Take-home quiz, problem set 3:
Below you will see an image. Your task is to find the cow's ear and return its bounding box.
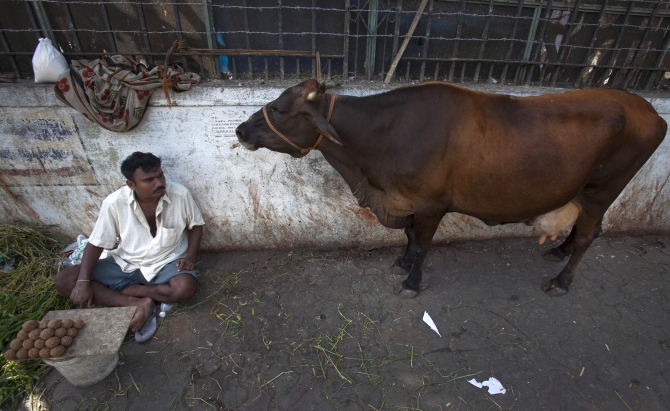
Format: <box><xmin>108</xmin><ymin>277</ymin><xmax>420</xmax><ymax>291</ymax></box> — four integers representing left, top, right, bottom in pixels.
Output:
<box><xmin>310</xmin><ymin>114</ymin><xmax>345</xmax><ymax>147</ymax></box>
<box><xmin>306</xmin><ymin>81</ymin><xmax>328</xmax><ymax>101</ymax></box>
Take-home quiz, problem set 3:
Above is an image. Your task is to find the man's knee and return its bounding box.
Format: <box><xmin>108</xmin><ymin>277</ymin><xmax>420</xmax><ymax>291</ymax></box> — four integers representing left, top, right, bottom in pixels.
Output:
<box><xmin>54</xmin><ymin>266</ymin><xmax>79</xmax><ymax>295</ymax></box>
<box><xmin>167</xmin><ymin>275</ymin><xmax>197</xmax><ymax>302</ymax></box>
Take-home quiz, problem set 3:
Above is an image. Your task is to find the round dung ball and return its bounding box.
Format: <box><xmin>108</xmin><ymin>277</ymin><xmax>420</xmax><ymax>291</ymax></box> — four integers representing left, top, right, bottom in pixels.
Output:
<box><xmin>60</xmin><ymin>336</ymin><xmax>73</xmax><ymax>347</ymax></box>
<box><xmin>22</xmin><ymin>339</ymin><xmax>34</xmax><ymax>350</ymax></box>
<box><xmin>39</xmin><ymin>328</ymin><xmax>54</xmax><ymax>340</ymax></box>
<box><xmin>54</xmin><ymin>327</ymin><xmax>67</xmax><ymax>338</ymax></box>
<box><xmin>38</xmin><ymin>320</ymin><xmax>48</xmax><ymax>329</ymax></box>
<box><xmin>73</xmin><ymin>319</ymin><xmax>84</xmax><ymax>329</ymax></box>
<box><xmin>17</xmin><ymin>330</ymin><xmax>28</xmax><ymax>340</ymax></box>
<box><xmin>47</xmin><ymin>320</ymin><xmax>62</xmax><ymax>329</ymax></box>
<box><xmin>61</xmin><ymin>319</ymin><xmax>73</xmax><ymax>329</ymax></box>
<box><xmin>34</xmin><ymin>339</ymin><xmax>45</xmax><ymax>349</ymax></box>
<box><xmin>28</xmin><ymin>348</ymin><xmax>40</xmax><ymax>359</ymax></box>
<box><xmin>50</xmin><ymin>345</ymin><xmax>65</xmax><ymax>358</ymax></box>
<box><xmin>66</xmin><ymin>328</ymin><xmax>78</xmax><ymax>338</ymax></box>
<box><xmin>4</xmin><ymin>349</ymin><xmax>17</xmax><ymax>361</ymax></box>
<box><xmin>39</xmin><ymin>348</ymin><xmax>51</xmax><ymax>359</ymax></box>
<box><xmin>28</xmin><ymin>329</ymin><xmax>41</xmax><ymax>341</ymax></box>
<box><xmin>22</xmin><ymin>320</ymin><xmax>38</xmax><ymax>332</ymax></box>
<box><xmin>16</xmin><ymin>348</ymin><xmax>28</xmax><ymax>359</ymax></box>
<box><xmin>45</xmin><ymin>337</ymin><xmax>60</xmax><ymax>349</ymax></box>
<box><xmin>10</xmin><ymin>338</ymin><xmax>23</xmax><ymax>351</ymax></box>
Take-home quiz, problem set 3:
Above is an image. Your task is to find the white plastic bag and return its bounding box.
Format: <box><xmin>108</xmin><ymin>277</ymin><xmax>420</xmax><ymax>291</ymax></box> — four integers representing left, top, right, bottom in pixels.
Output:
<box><xmin>32</xmin><ymin>38</ymin><xmax>69</xmax><ymax>83</ymax></box>
<box><xmin>67</xmin><ymin>234</ymin><xmax>89</xmax><ymax>265</ymax></box>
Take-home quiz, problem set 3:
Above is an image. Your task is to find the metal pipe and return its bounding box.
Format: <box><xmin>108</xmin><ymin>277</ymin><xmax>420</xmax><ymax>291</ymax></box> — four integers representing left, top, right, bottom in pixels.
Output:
<box><xmin>136</xmin><ymin>1</ymin><xmax>153</xmax><ymax>65</ymax></box>
<box><xmin>242</xmin><ymin>0</ymin><xmax>253</xmax><ymax>79</ymax></box>
<box><xmin>550</xmin><ymin>0</ymin><xmax>582</xmax><ymax>87</ymax></box>
<box><xmin>0</xmin><ymin>22</ymin><xmax>20</xmax><ymax>78</ymax></box>
<box><xmin>172</xmin><ymin>3</ymin><xmax>189</xmax><ymax>70</ymax></box>
<box><xmin>501</xmin><ymin>0</ymin><xmax>524</xmax><ymax>85</ymax></box>
<box><xmin>343</xmin><ymin>0</ymin><xmax>351</xmax><ymax>81</ymax></box>
<box><xmin>392</xmin><ymin>0</ymin><xmax>402</xmax><ymax>63</ymax></box>
<box><xmin>24</xmin><ymin>1</ymin><xmax>42</xmax><ymax>43</ymax></box>
<box><xmin>365</xmin><ymin>0</ymin><xmax>378</xmax><ymax>80</ymax></box>
<box><xmin>203</xmin><ymin>0</ymin><xmax>219</xmax><ymax>77</ymax></box>
<box><xmin>61</xmin><ymin>2</ymin><xmax>82</xmax><ymax>57</ymax></box>
<box><xmin>644</xmin><ymin>27</ymin><xmax>670</xmax><ymax>90</ymax></box>
<box><xmin>30</xmin><ymin>1</ymin><xmax>56</xmax><ymax>44</ymax></box>
<box><xmin>101</xmin><ymin>0</ymin><xmax>117</xmax><ymax>53</ymax></box>
<box><xmin>448</xmin><ymin>0</ymin><xmax>466</xmax><ymax>82</ymax></box>
<box><xmin>525</xmin><ymin>0</ymin><xmax>553</xmax><ymax>85</ymax></box>
<box><xmin>379</xmin><ymin>5</ymin><xmax>389</xmax><ymax>79</ymax></box>
<box><xmin>473</xmin><ymin>0</ymin><xmax>494</xmax><ymax>83</ymax></box>
<box><xmin>623</xmin><ymin>1</ymin><xmax>660</xmax><ymax>88</ymax></box>
<box><xmin>312</xmin><ymin>0</ymin><xmax>317</xmax><ymax>78</ymax></box>
<box><xmin>574</xmin><ymin>0</ymin><xmax>607</xmax><ymax>88</ymax></box>
<box><xmin>517</xmin><ymin>1</ymin><xmax>541</xmax><ymax>85</ymax></box>
<box><xmin>598</xmin><ymin>1</ymin><xmax>634</xmax><ymax>87</ymax></box>
<box><xmin>419</xmin><ymin>0</ymin><xmax>434</xmax><ymax>82</ymax></box>
<box><xmin>278</xmin><ymin>0</ymin><xmax>284</xmax><ymax>80</ymax></box>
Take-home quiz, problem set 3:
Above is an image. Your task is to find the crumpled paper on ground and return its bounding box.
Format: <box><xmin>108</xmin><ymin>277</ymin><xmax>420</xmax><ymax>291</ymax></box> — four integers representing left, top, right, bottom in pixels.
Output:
<box><xmin>468</xmin><ymin>377</ymin><xmax>506</xmax><ymax>394</ymax></box>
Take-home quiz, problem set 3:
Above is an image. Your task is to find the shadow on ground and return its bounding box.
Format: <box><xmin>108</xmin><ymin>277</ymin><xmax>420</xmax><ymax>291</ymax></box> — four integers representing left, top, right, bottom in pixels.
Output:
<box><xmin>27</xmin><ymin>235</ymin><xmax>670</xmax><ymax>410</ymax></box>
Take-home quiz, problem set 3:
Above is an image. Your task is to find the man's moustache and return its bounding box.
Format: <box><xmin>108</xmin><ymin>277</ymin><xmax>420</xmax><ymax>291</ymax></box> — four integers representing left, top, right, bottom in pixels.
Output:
<box><xmin>154</xmin><ymin>186</ymin><xmax>166</xmax><ymax>192</ymax></box>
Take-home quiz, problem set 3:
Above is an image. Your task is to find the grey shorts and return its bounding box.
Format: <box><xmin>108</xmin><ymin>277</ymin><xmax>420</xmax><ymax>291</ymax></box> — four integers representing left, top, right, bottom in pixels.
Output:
<box><xmin>91</xmin><ymin>256</ymin><xmax>198</xmax><ymax>291</ymax></box>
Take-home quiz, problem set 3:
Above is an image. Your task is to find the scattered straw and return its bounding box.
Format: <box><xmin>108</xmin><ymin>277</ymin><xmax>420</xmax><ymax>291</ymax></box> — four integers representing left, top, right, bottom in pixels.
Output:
<box><xmin>0</xmin><ymin>223</ymin><xmax>71</xmax><ymax>409</ymax></box>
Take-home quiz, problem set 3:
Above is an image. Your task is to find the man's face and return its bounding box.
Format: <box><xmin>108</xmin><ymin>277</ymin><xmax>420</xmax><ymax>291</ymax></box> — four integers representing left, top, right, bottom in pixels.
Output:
<box><xmin>127</xmin><ymin>166</ymin><xmax>166</xmax><ymax>201</ymax></box>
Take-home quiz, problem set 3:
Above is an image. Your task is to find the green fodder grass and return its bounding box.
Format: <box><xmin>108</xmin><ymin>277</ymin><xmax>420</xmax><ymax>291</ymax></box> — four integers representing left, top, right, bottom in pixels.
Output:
<box><xmin>0</xmin><ymin>224</ymin><xmax>72</xmax><ymax>410</ymax></box>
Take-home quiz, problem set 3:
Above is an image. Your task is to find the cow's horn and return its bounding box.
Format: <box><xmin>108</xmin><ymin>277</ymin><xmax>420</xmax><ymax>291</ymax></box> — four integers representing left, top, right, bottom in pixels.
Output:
<box><xmin>307</xmin><ymin>91</ymin><xmax>318</xmax><ymax>101</ymax></box>
<box><xmin>324</xmin><ymin>82</ymin><xmax>341</xmax><ymax>89</ymax></box>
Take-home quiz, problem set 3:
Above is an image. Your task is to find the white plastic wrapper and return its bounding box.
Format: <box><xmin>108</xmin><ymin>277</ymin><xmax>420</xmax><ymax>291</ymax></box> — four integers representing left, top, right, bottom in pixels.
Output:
<box><xmin>32</xmin><ymin>38</ymin><xmax>69</xmax><ymax>83</ymax></box>
<box><xmin>468</xmin><ymin>377</ymin><xmax>507</xmax><ymax>395</ymax></box>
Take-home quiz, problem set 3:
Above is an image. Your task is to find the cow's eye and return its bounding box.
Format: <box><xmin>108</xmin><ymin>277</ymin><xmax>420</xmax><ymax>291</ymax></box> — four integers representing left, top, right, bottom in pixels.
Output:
<box><xmin>271</xmin><ymin>106</ymin><xmax>286</xmax><ymax>115</ymax></box>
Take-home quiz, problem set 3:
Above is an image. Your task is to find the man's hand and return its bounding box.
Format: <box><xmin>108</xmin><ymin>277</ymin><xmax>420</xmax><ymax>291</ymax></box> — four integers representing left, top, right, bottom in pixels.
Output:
<box><xmin>70</xmin><ymin>281</ymin><xmax>94</xmax><ymax>308</ymax></box>
<box><xmin>176</xmin><ymin>258</ymin><xmax>195</xmax><ymax>271</ymax></box>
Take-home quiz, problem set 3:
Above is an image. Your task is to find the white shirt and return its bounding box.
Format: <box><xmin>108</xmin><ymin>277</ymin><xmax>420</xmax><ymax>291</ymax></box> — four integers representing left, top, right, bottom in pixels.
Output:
<box><xmin>88</xmin><ymin>181</ymin><xmax>205</xmax><ymax>281</ymax></box>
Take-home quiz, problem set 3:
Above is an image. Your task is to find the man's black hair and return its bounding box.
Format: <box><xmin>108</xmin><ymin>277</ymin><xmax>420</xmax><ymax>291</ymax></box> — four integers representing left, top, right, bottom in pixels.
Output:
<box><xmin>121</xmin><ymin>152</ymin><xmax>162</xmax><ymax>181</ymax></box>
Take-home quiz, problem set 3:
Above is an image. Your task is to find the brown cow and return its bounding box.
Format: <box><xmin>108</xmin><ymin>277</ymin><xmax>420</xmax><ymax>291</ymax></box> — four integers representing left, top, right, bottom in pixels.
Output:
<box><xmin>235</xmin><ymin>79</ymin><xmax>666</xmax><ymax>297</ymax></box>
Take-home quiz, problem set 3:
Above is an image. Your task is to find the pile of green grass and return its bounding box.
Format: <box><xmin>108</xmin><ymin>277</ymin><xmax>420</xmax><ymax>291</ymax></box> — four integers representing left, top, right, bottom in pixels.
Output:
<box><xmin>0</xmin><ymin>224</ymin><xmax>72</xmax><ymax>410</ymax></box>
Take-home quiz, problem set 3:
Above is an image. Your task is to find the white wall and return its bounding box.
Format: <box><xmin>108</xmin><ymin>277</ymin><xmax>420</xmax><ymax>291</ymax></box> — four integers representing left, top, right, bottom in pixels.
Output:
<box><xmin>1</xmin><ymin>81</ymin><xmax>668</xmax><ymax>251</ymax></box>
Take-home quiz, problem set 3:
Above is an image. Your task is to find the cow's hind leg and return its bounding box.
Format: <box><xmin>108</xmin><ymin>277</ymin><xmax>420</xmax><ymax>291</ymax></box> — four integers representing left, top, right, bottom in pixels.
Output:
<box><xmin>543</xmin><ymin>216</ymin><xmax>604</xmax><ymax>262</ymax></box>
<box><xmin>543</xmin><ymin>226</ymin><xmax>576</xmax><ymax>262</ymax></box>
<box><xmin>397</xmin><ymin>215</ymin><xmax>443</xmax><ymax>299</ymax></box>
<box><xmin>542</xmin><ymin>214</ymin><xmax>604</xmax><ymax>297</ymax></box>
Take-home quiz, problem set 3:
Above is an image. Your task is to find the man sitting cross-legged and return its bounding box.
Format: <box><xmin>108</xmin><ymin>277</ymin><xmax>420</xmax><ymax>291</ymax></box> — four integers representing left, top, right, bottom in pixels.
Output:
<box><xmin>54</xmin><ymin>152</ymin><xmax>205</xmax><ymax>342</ymax></box>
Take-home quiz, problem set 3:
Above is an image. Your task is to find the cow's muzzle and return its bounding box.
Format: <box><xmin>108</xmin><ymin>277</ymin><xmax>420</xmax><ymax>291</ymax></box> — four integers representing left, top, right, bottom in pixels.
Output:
<box><xmin>235</xmin><ymin>124</ymin><xmax>259</xmax><ymax>151</ymax></box>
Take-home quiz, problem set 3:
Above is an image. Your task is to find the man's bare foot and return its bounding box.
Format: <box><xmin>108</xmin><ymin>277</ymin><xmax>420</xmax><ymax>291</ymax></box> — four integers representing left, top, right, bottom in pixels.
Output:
<box><xmin>129</xmin><ymin>298</ymin><xmax>154</xmax><ymax>332</ymax></box>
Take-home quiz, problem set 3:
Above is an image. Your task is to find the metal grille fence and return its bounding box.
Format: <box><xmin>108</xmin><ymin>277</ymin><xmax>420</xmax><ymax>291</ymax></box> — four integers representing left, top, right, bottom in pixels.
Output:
<box><xmin>1</xmin><ymin>0</ymin><xmax>669</xmax><ymax>90</ymax></box>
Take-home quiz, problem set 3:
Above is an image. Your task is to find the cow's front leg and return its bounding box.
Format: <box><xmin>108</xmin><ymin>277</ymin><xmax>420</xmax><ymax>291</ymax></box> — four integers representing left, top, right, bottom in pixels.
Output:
<box><xmin>396</xmin><ymin>215</ymin><xmax>443</xmax><ymax>299</ymax></box>
<box><xmin>393</xmin><ymin>221</ymin><xmax>417</xmax><ymax>275</ymax></box>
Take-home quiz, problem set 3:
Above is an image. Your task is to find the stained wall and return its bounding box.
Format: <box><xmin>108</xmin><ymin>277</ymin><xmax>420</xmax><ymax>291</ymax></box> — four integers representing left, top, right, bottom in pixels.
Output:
<box><xmin>1</xmin><ymin>81</ymin><xmax>668</xmax><ymax>251</ymax></box>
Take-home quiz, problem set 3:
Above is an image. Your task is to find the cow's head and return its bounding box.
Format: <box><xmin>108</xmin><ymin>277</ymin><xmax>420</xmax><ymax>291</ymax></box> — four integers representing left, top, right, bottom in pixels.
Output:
<box><xmin>235</xmin><ymin>79</ymin><xmax>344</xmax><ymax>158</ymax></box>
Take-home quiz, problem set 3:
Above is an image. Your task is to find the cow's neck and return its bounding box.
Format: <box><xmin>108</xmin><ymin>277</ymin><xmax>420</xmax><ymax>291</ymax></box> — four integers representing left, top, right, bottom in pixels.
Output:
<box><xmin>318</xmin><ymin>95</ymin><xmax>413</xmax><ymax>229</ymax></box>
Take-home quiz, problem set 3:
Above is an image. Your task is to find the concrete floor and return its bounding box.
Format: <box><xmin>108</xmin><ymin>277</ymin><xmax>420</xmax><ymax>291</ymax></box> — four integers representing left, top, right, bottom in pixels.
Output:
<box><xmin>27</xmin><ymin>234</ymin><xmax>670</xmax><ymax>410</ymax></box>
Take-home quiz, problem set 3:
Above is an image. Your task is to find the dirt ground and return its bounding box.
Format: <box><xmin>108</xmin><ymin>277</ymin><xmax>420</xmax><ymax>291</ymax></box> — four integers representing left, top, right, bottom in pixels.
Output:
<box><xmin>26</xmin><ymin>235</ymin><xmax>670</xmax><ymax>410</ymax></box>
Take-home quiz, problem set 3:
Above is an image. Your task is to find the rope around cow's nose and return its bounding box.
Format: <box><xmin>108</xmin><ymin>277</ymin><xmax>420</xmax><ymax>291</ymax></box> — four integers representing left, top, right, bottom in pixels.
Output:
<box><xmin>262</xmin><ymin>94</ymin><xmax>336</xmax><ymax>154</ymax></box>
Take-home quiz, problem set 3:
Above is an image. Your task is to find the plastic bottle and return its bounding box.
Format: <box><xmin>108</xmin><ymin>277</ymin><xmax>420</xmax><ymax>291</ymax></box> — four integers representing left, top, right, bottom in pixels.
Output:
<box><xmin>159</xmin><ymin>303</ymin><xmax>178</xmax><ymax>318</ymax></box>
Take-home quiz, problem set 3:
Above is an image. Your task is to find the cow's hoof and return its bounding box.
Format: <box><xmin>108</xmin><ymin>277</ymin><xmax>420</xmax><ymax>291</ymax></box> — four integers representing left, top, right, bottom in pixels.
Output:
<box><xmin>543</xmin><ymin>248</ymin><xmax>567</xmax><ymax>262</ymax></box>
<box><xmin>395</xmin><ymin>284</ymin><xmax>419</xmax><ymax>299</ymax></box>
<box><xmin>389</xmin><ymin>264</ymin><xmax>408</xmax><ymax>277</ymax></box>
<box><xmin>393</xmin><ymin>258</ymin><xmax>411</xmax><ymax>272</ymax></box>
<box><xmin>542</xmin><ymin>280</ymin><xmax>568</xmax><ymax>297</ymax></box>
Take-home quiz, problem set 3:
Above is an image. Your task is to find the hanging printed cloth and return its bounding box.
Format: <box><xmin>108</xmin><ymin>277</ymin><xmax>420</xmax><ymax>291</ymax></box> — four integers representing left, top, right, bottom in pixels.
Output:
<box><xmin>54</xmin><ymin>55</ymin><xmax>200</xmax><ymax>132</ymax></box>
